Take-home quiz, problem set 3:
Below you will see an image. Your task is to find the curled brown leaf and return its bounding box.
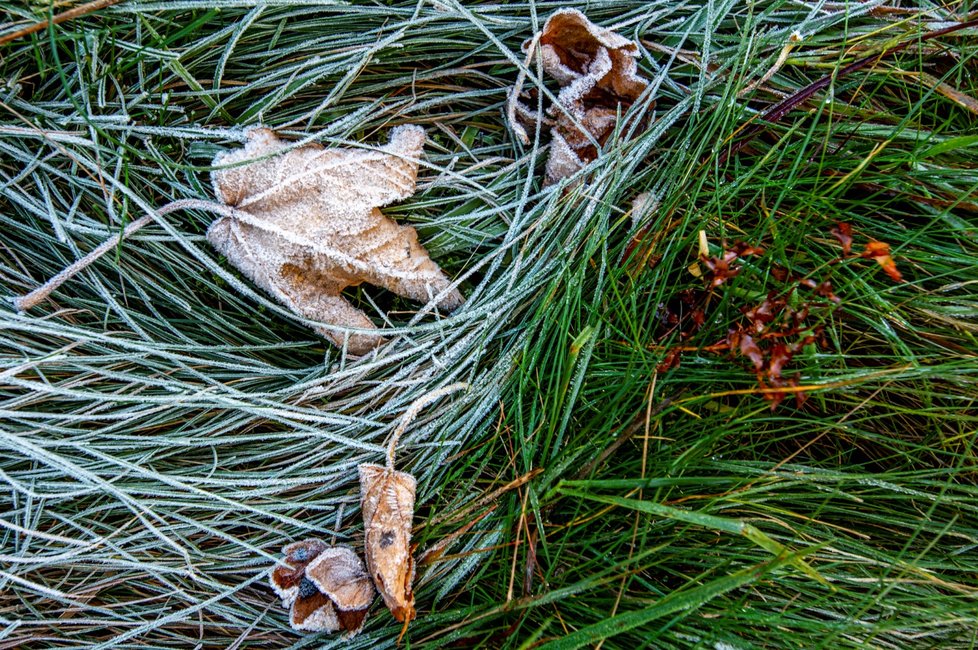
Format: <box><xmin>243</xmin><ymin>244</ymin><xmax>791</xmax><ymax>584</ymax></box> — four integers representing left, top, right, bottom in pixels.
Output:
<box><xmin>509</xmin><ymin>9</ymin><xmax>650</xmax><ymax>185</ymax></box>
<box><xmin>270</xmin><ymin>540</ymin><xmax>374</xmax><ymax>635</ymax></box>
<box><xmin>358</xmin><ymin>383</ymin><xmax>468</xmax><ymax>633</ymax></box>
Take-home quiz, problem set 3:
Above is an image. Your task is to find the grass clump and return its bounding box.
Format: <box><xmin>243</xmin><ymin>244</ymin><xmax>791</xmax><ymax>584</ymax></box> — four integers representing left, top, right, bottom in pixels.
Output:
<box><xmin>1</xmin><ymin>1</ymin><xmax>977</xmax><ymax>648</ymax></box>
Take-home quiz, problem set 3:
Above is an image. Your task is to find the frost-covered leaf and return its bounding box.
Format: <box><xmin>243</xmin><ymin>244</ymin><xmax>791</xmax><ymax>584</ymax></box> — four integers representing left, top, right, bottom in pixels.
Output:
<box><xmin>358</xmin><ymin>383</ymin><xmax>467</xmax><ymax>632</ymax></box>
<box><xmin>208</xmin><ymin>125</ymin><xmax>464</xmax><ymax>355</ymax></box>
<box><xmin>270</xmin><ymin>540</ymin><xmax>374</xmax><ymax>636</ymax></box>
<box><xmin>358</xmin><ymin>463</ymin><xmax>417</xmax><ymax>624</ymax></box>
<box><xmin>509</xmin><ymin>8</ymin><xmax>650</xmax><ymax>185</ymax></box>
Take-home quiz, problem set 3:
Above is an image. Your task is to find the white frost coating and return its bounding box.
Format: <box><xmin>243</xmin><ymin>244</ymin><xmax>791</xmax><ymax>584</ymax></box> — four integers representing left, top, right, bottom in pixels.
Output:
<box><xmin>510</xmin><ymin>8</ymin><xmax>650</xmax><ymax>186</ymax></box>
<box><xmin>207</xmin><ymin>125</ymin><xmax>464</xmax><ymax>355</ymax></box>
<box><xmin>305</xmin><ymin>546</ymin><xmax>374</xmax><ymax>613</ymax></box>
<box><xmin>290</xmin><ymin>599</ymin><xmax>340</xmax><ymax>633</ymax></box>
<box><xmin>630</xmin><ymin>191</ymin><xmax>658</xmax><ymax>228</ymax></box>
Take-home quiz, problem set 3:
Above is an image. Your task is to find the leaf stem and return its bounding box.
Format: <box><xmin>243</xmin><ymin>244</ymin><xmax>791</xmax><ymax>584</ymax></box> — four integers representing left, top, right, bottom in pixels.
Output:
<box><xmin>387</xmin><ymin>382</ymin><xmax>469</xmax><ymax>470</ymax></box>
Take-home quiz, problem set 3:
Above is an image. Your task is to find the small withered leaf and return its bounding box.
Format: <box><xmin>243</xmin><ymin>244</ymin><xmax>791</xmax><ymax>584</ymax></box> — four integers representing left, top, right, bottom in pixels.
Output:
<box><xmin>509</xmin><ymin>8</ymin><xmax>650</xmax><ymax>185</ymax></box>
<box><xmin>306</xmin><ymin>547</ymin><xmax>375</xmax><ymax>611</ymax></box>
<box><xmin>537</xmin><ymin>9</ymin><xmax>647</xmax><ymax>102</ymax></box>
<box><xmin>270</xmin><ymin>538</ymin><xmax>328</xmax><ymax>606</ymax></box>
<box><xmin>291</xmin><ymin>589</ymin><xmax>339</xmax><ymax>632</ymax></box>
<box><xmin>359</xmin><ymin>463</ymin><xmax>417</xmax><ymax>623</ymax></box>
<box><xmin>861</xmin><ymin>240</ymin><xmax>904</xmax><ymax>282</ymax></box>
<box><xmin>358</xmin><ymin>383</ymin><xmax>468</xmax><ymax>631</ymax></box>
<box><xmin>729</xmin><ymin>329</ymin><xmax>765</xmax><ymax>372</ymax></box>
<box><xmin>271</xmin><ymin>540</ymin><xmax>375</xmax><ymax>636</ymax></box>
<box><xmin>831</xmin><ymin>222</ymin><xmax>854</xmax><ymax>257</ymax></box>
<box><xmin>207</xmin><ymin>125</ymin><xmax>464</xmax><ymax>355</ymax></box>
<box><xmin>306</xmin><ymin>546</ymin><xmax>375</xmax><ymax>634</ymax></box>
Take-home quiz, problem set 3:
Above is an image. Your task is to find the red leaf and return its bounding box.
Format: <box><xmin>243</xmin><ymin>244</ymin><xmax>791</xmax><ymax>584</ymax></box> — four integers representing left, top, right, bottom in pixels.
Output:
<box><xmin>768</xmin><ymin>342</ymin><xmax>794</xmax><ymax>381</ymax></box>
<box><xmin>702</xmin><ymin>251</ymin><xmax>742</xmax><ymax>287</ymax></box>
<box><xmin>830</xmin><ymin>222</ymin><xmax>853</xmax><ymax>256</ymax></box>
<box><xmin>743</xmin><ymin>293</ymin><xmax>782</xmax><ymax>332</ymax></box>
<box><xmin>657</xmin><ymin>347</ymin><xmax>682</xmax><ymax>373</ymax></box>
<box><xmin>730</xmin><ymin>242</ymin><xmax>764</xmax><ymax>257</ymax></box>
<box><xmin>728</xmin><ymin>329</ymin><xmax>765</xmax><ymax>371</ymax></box>
<box><xmin>813</xmin><ymin>280</ymin><xmax>840</xmax><ymax>304</ymax></box>
<box><xmin>770</xmin><ymin>265</ymin><xmax>791</xmax><ymax>282</ymax></box>
<box><xmin>758</xmin><ymin>378</ymin><xmax>786</xmax><ymax>410</ymax></box>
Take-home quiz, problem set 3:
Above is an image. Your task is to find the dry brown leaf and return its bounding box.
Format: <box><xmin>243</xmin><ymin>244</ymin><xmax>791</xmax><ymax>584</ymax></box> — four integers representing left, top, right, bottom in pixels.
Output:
<box><xmin>358</xmin><ymin>383</ymin><xmax>467</xmax><ymax>632</ymax></box>
<box><xmin>509</xmin><ymin>8</ymin><xmax>650</xmax><ymax>185</ymax></box>
<box><xmin>270</xmin><ymin>540</ymin><xmax>374</xmax><ymax>635</ymax></box>
<box><xmin>306</xmin><ymin>547</ymin><xmax>376</xmax><ymax>634</ymax></box>
<box><xmin>358</xmin><ymin>463</ymin><xmax>417</xmax><ymax>625</ymax></box>
<box><xmin>208</xmin><ymin>125</ymin><xmax>463</xmax><ymax>354</ymax></box>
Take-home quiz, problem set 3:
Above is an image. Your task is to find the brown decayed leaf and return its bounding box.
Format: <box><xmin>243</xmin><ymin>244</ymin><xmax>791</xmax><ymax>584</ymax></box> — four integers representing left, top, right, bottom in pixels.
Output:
<box><xmin>291</xmin><ymin>588</ymin><xmax>337</xmax><ymax>632</ymax></box>
<box><xmin>358</xmin><ymin>463</ymin><xmax>418</xmax><ymax>624</ymax></box>
<box><xmin>861</xmin><ymin>240</ymin><xmax>904</xmax><ymax>282</ymax></box>
<box><xmin>270</xmin><ymin>538</ymin><xmax>329</xmax><ymax>606</ymax></box>
<box><xmin>726</xmin><ymin>286</ymin><xmax>834</xmax><ymax>410</ymax></box>
<box><xmin>358</xmin><ymin>383</ymin><xmax>467</xmax><ymax>631</ymax></box>
<box><xmin>656</xmin><ymin>346</ymin><xmax>683</xmax><ymax>372</ymax></box>
<box><xmin>729</xmin><ymin>329</ymin><xmax>764</xmax><ymax>371</ymax></box>
<box><xmin>702</xmin><ymin>250</ymin><xmax>742</xmax><ymax>287</ymax></box>
<box><xmin>700</xmin><ymin>243</ymin><xmax>763</xmax><ymax>288</ymax></box>
<box><xmin>509</xmin><ymin>9</ymin><xmax>650</xmax><ymax>185</ymax></box>
<box><xmin>661</xmin><ymin>226</ymin><xmax>906</xmax><ymax>407</ymax></box>
<box><xmin>270</xmin><ymin>541</ymin><xmax>375</xmax><ymax>636</ymax></box>
<box><xmin>654</xmin><ymin>239</ymin><xmax>846</xmax><ymax>408</ymax></box>
<box><xmin>208</xmin><ymin>125</ymin><xmax>463</xmax><ymax>355</ymax></box>
<box><xmin>305</xmin><ymin>547</ymin><xmax>375</xmax><ymax>634</ymax></box>
<box><xmin>813</xmin><ymin>280</ymin><xmax>841</xmax><ymax>304</ymax></box>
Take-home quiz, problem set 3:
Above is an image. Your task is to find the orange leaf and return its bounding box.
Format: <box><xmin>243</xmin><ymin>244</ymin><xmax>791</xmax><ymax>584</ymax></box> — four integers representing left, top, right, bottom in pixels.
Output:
<box><xmin>862</xmin><ymin>241</ymin><xmax>903</xmax><ymax>282</ymax></box>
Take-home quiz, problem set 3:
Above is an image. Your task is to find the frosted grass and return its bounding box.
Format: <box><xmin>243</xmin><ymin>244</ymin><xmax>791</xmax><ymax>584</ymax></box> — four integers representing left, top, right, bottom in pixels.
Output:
<box><xmin>0</xmin><ymin>0</ymin><xmax>936</xmax><ymax>647</ymax></box>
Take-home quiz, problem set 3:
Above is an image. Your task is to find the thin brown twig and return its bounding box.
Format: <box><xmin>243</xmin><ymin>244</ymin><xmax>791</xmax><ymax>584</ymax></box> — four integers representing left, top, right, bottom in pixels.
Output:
<box><xmin>0</xmin><ymin>0</ymin><xmax>124</xmax><ymax>47</ymax></box>
<box><xmin>572</xmin><ymin>398</ymin><xmax>672</xmax><ymax>481</ymax></box>
<box><xmin>386</xmin><ymin>382</ymin><xmax>468</xmax><ymax>470</ymax></box>
<box><xmin>428</xmin><ymin>468</ymin><xmax>543</xmax><ymax>527</ymax></box>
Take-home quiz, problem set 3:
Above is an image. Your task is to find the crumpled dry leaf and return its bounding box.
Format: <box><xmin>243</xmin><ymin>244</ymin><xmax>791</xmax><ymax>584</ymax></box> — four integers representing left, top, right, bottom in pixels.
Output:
<box><xmin>207</xmin><ymin>125</ymin><xmax>464</xmax><ymax>354</ymax></box>
<box><xmin>358</xmin><ymin>383</ymin><xmax>467</xmax><ymax>633</ymax></box>
<box><xmin>509</xmin><ymin>8</ymin><xmax>650</xmax><ymax>185</ymax></box>
<box><xmin>270</xmin><ymin>540</ymin><xmax>374</xmax><ymax>635</ymax></box>
<box><xmin>306</xmin><ymin>547</ymin><xmax>376</xmax><ymax>634</ymax></box>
